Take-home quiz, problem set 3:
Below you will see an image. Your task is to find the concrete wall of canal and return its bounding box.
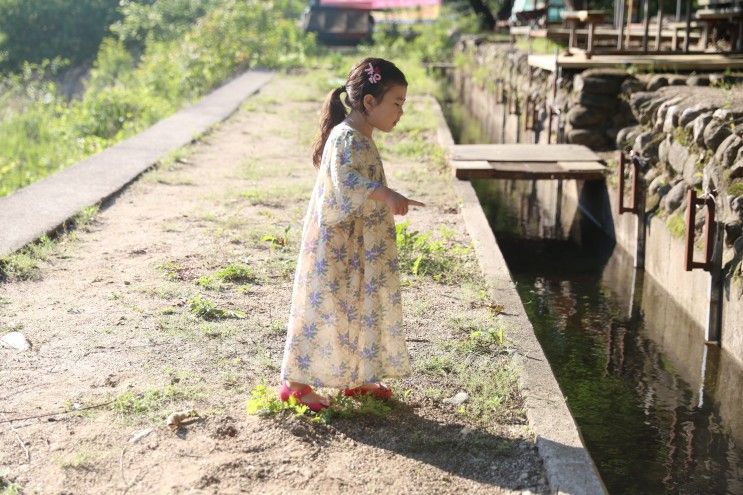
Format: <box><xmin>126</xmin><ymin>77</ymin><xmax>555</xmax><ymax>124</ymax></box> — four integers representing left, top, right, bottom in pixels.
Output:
<box><xmin>447</xmin><ymin>37</ymin><xmax>743</xmax><ymax>367</ymax></box>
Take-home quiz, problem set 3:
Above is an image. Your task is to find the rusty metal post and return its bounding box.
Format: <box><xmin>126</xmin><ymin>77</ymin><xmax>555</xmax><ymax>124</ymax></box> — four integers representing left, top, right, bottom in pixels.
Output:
<box><xmin>655</xmin><ymin>1</ymin><xmax>663</xmax><ymax>50</ymax></box>
<box><xmin>617</xmin><ymin>0</ymin><xmax>626</xmax><ymax>49</ymax></box>
<box><xmin>684</xmin><ymin>190</ymin><xmax>724</xmax><ymax>343</ymax></box>
<box><xmin>642</xmin><ymin>0</ymin><xmax>651</xmax><ymax>52</ymax></box>
<box><xmin>684</xmin><ymin>0</ymin><xmax>692</xmax><ymax>52</ymax></box>
<box><xmin>618</xmin><ymin>152</ymin><xmax>646</xmax><ymax>267</ymax></box>
<box><xmin>547</xmin><ymin>49</ymin><xmax>559</xmax><ymax>144</ymax></box>
<box><xmin>684</xmin><ymin>189</ymin><xmax>715</xmax><ymax>272</ymax></box>
<box><xmin>514</xmin><ymin>94</ymin><xmax>521</xmax><ymax>143</ymax></box>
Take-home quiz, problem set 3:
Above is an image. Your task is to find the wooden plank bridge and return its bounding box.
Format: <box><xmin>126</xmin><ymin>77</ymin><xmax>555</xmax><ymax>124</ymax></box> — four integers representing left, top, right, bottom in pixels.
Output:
<box><xmin>450</xmin><ymin>144</ymin><xmax>606</xmax><ymax>181</ymax></box>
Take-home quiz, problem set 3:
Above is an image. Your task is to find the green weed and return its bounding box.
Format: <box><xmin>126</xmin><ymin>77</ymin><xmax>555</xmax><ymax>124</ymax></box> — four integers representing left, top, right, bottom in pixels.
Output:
<box><xmin>245</xmin><ymin>383</ymin><xmax>392</xmax><ymax>424</ymax></box>
<box><xmin>0</xmin><ymin>204</ymin><xmax>99</xmax><ymax>281</ymax></box>
<box><xmin>728</xmin><ymin>180</ymin><xmax>743</xmax><ymax>197</ymax></box>
<box><xmin>189</xmin><ymin>294</ymin><xmax>246</xmax><ymax>320</ymax></box>
<box><xmin>0</xmin><ymin>476</ymin><xmax>21</xmax><ymax>495</ymax></box>
<box><xmin>395</xmin><ymin>221</ymin><xmax>475</xmax><ymax>284</ymax></box>
<box><xmin>260</xmin><ymin>225</ymin><xmax>292</xmax><ymax>250</ymax></box>
<box><xmin>111</xmin><ymin>385</ymin><xmax>196</xmax><ymax>420</ymax></box>
<box><xmin>197</xmin><ymin>262</ymin><xmax>259</xmax><ymax>290</ymax></box>
<box><xmin>58</xmin><ymin>451</ymin><xmax>95</xmax><ymax>471</ymax></box>
<box><xmin>667</xmin><ymin>213</ymin><xmax>686</xmax><ymax>239</ymax></box>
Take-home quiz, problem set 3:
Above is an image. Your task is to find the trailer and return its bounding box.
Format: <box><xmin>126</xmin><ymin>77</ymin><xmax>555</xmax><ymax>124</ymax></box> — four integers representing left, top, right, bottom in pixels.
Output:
<box><xmin>303</xmin><ymin>0</ymin><xmax>375</xmax><ymax>44</ymax></box>
<box><xmin>302</xmin><ymin>0</ymin><xmax>441</xmax><ymax>44</ymax></box>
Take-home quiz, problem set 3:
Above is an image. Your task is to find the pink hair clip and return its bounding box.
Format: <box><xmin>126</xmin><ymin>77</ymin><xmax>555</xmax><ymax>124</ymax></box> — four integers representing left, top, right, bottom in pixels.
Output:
<box><xmin>365</xmin><ymin>62</ymin><xmax>381</xmax><ymax>84</ymax></box>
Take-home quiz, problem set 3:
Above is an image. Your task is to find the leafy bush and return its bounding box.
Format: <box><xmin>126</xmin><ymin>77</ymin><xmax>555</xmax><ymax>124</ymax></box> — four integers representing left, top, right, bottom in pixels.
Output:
<box><xmin>0</xmin><ymin>0</ymin><xmax>122</xmax><ymax>73</ymax></box>
<box><xmin>0</xmin><ymin>0</ymin><xmax>317</xmax><ymax>197</ymax></box>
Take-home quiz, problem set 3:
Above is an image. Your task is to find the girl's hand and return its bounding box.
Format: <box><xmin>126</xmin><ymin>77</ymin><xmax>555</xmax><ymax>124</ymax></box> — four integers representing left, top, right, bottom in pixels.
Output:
<box><xmin>384</xmin><ymin>188</ymin><xmax>425</xmax><ymax>215</ymax></box>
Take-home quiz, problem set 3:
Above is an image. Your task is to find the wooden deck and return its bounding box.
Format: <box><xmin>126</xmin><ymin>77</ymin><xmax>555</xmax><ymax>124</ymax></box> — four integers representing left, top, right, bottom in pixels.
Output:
<box><xmin>450</xmin><ymin>144</ymin><xmax>606</xmax><ymax>181</ymax></box>
<box><xmin>528</xmin><ymin>52</ymin><xmax>743</xmax><ymax>71</ymax></box>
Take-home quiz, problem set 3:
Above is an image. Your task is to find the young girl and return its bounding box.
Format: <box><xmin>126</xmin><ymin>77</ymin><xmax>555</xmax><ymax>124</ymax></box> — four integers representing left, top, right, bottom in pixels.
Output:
<box><xmin>278</xmin><ymin>57</ymin><xmax>424</xmax><ymax>410</ymax></box>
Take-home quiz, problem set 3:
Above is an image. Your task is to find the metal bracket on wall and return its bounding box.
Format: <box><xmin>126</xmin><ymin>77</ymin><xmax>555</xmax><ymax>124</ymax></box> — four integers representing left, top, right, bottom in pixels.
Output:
<box><xmin>684</xmin><ymin>189</ymin><xmax>716</xmax><ymax>272</ymax></box>
<box><xmin>683</xmin><ymin>188</ymin><xmax>723</xmax><ymax>344</ymax></box>
<box><xmin>524</xmin><ymin>95</ymin><xmax>537</xmax><ymax>131</ymax></box>
<box><xmin>617</xmin><ymin>151</ymin><xmax>647</xmax><ymax>269</ymax></box>
<box><xmin>617</xmin><ymin>150</ymin><xmax>641</xmax><ymax>215</ymax></box>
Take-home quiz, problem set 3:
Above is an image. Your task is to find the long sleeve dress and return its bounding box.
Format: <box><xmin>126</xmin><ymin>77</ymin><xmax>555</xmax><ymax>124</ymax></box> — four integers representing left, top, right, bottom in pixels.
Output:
<box><xmin>279</xmin><ymin>120</ymin><xmax>412</xmax><ymax>389</ymax></box>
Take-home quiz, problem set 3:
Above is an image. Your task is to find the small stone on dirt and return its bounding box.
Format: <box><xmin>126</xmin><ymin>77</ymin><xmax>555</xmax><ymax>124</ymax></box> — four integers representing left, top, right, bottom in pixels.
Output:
<box><xmin>1</xmin><ymin>331</ymin><xmax>31</xmax><ymax>351</ymax></box>
<box><xmin>129</xmin><ymin>427</ymin><xmax>154</xmax><ymax>444</ymax></box>
<box><xmin>443</xmin><ymin>391</ymin><xmax>469</xmax><ymax>406</ymax></box>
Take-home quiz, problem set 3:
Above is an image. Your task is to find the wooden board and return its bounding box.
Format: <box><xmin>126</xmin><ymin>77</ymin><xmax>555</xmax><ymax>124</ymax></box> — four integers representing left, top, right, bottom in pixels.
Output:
<box><xmin>528</xmin><ymin>52</ymin><xmax>743</xmax><ymax>72</ymax></box>
<box><xmin>451</xmin><ymin>144</ymin><xmax>600</xmax><ymax>163</ymax></box>
<box><xmin>452</xmin><ymin>159</ymin><xmax>606</xmax><ymax>181</ymax></box>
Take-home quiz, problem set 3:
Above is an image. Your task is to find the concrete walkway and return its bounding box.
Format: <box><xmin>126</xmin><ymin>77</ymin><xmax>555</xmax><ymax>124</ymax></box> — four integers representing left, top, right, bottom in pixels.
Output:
<box><xmin>0</xmin><ymin>70</ymin><xmax>274</xmax><ymax>258</ymax></box>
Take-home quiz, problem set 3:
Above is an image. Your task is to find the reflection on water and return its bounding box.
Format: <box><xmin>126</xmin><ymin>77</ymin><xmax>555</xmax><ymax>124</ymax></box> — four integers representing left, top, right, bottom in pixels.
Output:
<box><xmin>476</xmin><ymin>180</ymin><xmax>743</xmax><ymax>494</ymax></box>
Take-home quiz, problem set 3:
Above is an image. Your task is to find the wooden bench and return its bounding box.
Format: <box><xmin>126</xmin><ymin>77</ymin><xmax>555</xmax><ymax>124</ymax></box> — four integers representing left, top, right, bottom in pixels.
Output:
<box><xmin>450</xmin><ymin>144</ymin><xmax>606</xmax><ymax>181</ymax></box>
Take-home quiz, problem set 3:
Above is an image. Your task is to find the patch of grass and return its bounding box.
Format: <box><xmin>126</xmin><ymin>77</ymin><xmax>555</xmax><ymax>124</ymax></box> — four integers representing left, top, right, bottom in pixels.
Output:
<box><xmin>395</xmin><ymin>221</ymin><xmax>476</xmax><ymax>284</ymax></box>
<box><xmin>258</xmin><ymin>225</ymin><xmax>293</xmax><ymax>250</ymax></box>
<box><xmin>199</xmin><ymin>322</ymin><xmax>236</xmax><ymax>339</ymax></box>
<box><xmin>239</xmin><ymin>158</ymin><xmax>292</xmax><ymax>180</ymax></box>
<box><xmin>418</xmin><ymin>354</ymin><xmax>457</xmax><ymax>376</ymax></box>
<box><xmin>215</xmin><ymin>262</ymin><xmax>258</xmax><ymax>283</ymax></box>
<box><xmin>515</xmin><ymin>36</ymin><xmax>563</xmax><ymax>55</ymax></box>
<box><xmin>195</xmin><ymin>275</ymin><xmax>223</xmax><ymax>291</ymax></box>
<box><xmin>267</xmin><ymin>320</ymin><xmax>287</xmax><ymax>336</ymax></box>
<box><xmin>111</xmin><ymin>384</ymin><xmax>197</xmax><ymax>420</ymax></box>
<box><xmin>196</xmin><ymin>262</ymin><xmax>258</xmax><ymax>291</ymax></box>
<box><xmin>158</xmin><ymin>147</ymin><xmax>193</xmax><ymax>171</ymax></box>
<box><xmin>454</xmin><ymin>325</ymin><xmax>507</xmax><ymax>355</ymax></box>
<box><xmin>240</xmin><ymin>93</ymin><xmax>280</xmax><ymax>112</ymax></box>
<box><xmin>667</xmin><ymin>213</ymin><xmax>686</xmax><ymax>239</ymax></box>
<box><xmin>144</xmin><ymin>171</ymin><xmax>195</xmax><ymax>186</ymax></box>
<box><xmin>0</xmin><ymin>476</ymin><xmax>21</xmax><ymax>495</ymax></box>
<box><xmin>728</xmin><ymin>180</ymin><xmax>743</xmax><ymax>197</ymax></box>
<box><xmin>57</xmin><ymin>451</ymin><xmax>95</xmax><ymax>471</ymax></box>
<box><xmin>158</xmin><ymin>260</ymin><xmax>183</xmax><ymax>281</ymax></box>
<box><xmin>189</xmin><ymin>294</ymin><xmax>246</xmax><ymax>320</ymax></box>
<box><xmin>240</xmin><ymin>184</ymin><xmax>311</xmax><ymax>208</ymax></box>
<box><xmin>245</xmin><ymin>383</ymin><xmax>392</xmax><ymax>424</ymax></box>
<box><xmin>0</xmin><ymin>204</ymin><xmax>99</xmax><ymax>282</ymax></box>
<box><xmin>460</xmin><ymin>364</ymin><xmax>521</xmax><ymax>422</ymax></box>
<box><xmin>262</xmin><ymin>255</ymin><xmax>297</xmax><ymax>281</ymax></box>
<box><xmin>418</xmin><ymin>310</ymin><xmax>523</xmax><ymax>423</ymax></box>
<box><xmin>0</xmin><ymin>234</ymin><xmax>54</xmax><ymax>281</ymax></box>
<box><xmin>672</xmin><ymin>127</ymin><xmax>691</xmax><ymax>146</ymax></box>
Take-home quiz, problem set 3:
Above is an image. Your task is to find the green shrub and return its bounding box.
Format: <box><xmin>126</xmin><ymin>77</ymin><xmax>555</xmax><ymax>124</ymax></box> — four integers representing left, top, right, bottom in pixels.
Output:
<box><xmin>0</xmin><ymin>0</ymin><xmax>317</xmax><ymax>198</ymax></box>
<box><xmin>0</xmin><ymin>0</ymin><xmax>122</xmax><ymax>72</ymax></box>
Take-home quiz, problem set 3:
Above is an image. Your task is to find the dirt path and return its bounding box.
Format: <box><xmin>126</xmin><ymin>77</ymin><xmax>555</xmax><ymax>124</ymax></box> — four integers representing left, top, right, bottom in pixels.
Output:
<box><xmin>0</xmin><ymin>71</ymin><xmax>549</xmax><ymax>494</ymax></box>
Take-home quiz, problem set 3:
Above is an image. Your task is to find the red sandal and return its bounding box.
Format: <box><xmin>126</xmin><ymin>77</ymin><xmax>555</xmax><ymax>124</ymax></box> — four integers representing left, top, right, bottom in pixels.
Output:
<box><xmin>278</xmin><ymin>383</ymin><xmax>329</xmax><ymax>412</ymax></box>
<box><xmin>343</xmin><ymin>383</ymin><xmax>393</xmax><ymax>400</ymax></box>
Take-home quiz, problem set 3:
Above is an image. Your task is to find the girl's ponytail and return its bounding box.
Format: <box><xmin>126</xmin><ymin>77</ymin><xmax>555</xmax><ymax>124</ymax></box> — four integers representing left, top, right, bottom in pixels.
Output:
<box><xmin>311</xmin><ymin>85</ymin><xmax>347</xmax><ymax>168</ymax></box>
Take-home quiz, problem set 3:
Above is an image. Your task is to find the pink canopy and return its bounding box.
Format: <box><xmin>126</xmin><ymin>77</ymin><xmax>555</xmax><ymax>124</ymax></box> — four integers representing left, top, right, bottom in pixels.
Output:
<box><xmin>320</xmin><ymin>0</ymin><xmax>440</xmax><ymax>9</ymax></box>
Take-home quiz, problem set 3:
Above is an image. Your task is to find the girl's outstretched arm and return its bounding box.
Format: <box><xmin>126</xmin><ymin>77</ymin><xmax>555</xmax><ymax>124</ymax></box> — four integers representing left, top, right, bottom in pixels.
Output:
<box><xmin>369</xmin><ymin>186</ymin><xmax>425</xmax><ymax>216</ymax></box>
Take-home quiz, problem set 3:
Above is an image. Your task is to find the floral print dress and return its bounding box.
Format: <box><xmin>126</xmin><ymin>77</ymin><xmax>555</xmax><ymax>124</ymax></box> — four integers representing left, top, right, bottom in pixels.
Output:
<box><xmin>280</xmin><ymin>120</ymin><xmax>412</xmax><ymax>388</ymax></box>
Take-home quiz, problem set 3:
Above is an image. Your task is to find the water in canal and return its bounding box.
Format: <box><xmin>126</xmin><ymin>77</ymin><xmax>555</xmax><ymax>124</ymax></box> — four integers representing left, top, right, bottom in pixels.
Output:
<box><xmin>441</xmin><ymin>94</ymin><xmax>743</xmax><ymax>494</ymax></box>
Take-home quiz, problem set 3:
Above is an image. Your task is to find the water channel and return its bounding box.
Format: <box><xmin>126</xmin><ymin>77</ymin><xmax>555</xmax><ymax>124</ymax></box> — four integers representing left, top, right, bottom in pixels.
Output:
<box><xmin>440</xmin><ymin>94</ymin><xmax>743</xmax><ymax>494</ymax></box>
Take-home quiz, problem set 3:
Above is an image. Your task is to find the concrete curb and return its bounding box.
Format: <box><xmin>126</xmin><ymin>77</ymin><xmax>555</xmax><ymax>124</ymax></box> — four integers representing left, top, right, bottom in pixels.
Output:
<box><xmin>0</xmin><ymin>70</ymin><xmax>274</xmax><ymax>258</ymax></box>
<box><xmin>430</xmin><ymin>97</ymin><xmax>607</xmax><ymax>495</ymax></box>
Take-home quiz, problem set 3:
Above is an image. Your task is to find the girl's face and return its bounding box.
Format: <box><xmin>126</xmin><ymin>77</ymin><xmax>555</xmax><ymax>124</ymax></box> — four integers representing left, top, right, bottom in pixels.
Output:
<box><xmin>363</xmin><ymin>84</ymin><xmax>407</xmax><ymax>132</ymax></box>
